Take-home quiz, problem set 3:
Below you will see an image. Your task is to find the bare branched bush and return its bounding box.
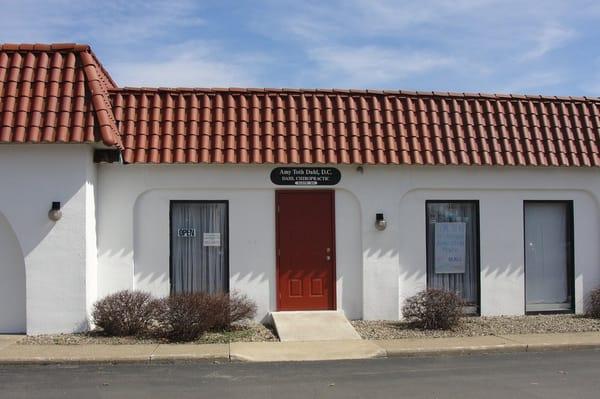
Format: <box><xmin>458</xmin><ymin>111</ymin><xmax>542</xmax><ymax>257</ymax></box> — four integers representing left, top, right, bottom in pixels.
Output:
<box><xmin>586</xmin><ymin>288</ymin><xmax>600</xmax><ymax>319</ymax></box>
<box><xmin>92</xmin><ymin>290</ymin><xmax>162</xmax><ymax>336</ymax></box>
<box><xmin>402</xmin><ymin>289</ymin><xmax>464</xmax><ymax>330</ymax></box>
<box><xmin>156</xmin><ymin>291</ymin><xmax>257</xmax><ymax>342</ymax></box>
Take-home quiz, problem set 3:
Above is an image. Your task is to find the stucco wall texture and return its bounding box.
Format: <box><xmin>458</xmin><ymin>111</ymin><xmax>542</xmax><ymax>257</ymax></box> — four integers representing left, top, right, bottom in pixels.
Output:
<box><xmin>1</xmin><ymin>144</ymin><xmax>599</xmax><ymax>333</ymax></box>
<box><xmin>96</xmin><ymin>163</ymin><xmax>600</xmax><ymax>322</ymax></box>
<box><xmin>0</xmin><ymin>145</ymin><xmax>96</xmax><ymax>334</ymax></box>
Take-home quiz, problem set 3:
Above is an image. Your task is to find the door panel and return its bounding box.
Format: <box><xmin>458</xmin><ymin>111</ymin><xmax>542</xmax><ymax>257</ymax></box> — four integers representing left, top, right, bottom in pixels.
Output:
<box><xmin>524</xmin><ymin>202</ymin><xmax>573</xmax><ymax>312</ymax></box>
<box><xmin>170</xmin><ymin>201</ymin><xmax>228</xmax><ymax>294</ymax></box>
<box><xmin>277</xmin><ymin>191</ymin><xmax>335</xmax><ymax>310</ymax></box>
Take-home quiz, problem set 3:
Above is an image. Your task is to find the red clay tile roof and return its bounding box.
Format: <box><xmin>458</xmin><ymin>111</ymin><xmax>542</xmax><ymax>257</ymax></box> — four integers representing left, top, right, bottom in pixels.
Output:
<box><xmin>111</xmin><ymin>87</ymin><xmax>600</xmax><ymax>166</ymax></box>
<box><xmin>0</xmin><ymin>43</ymin><xmax>122</xmax><ymax>148</ymax></box>
<box><xmin>2</xmin><ymin>43</ymin><xmax>600</xmax><ymax>166</ymax></box>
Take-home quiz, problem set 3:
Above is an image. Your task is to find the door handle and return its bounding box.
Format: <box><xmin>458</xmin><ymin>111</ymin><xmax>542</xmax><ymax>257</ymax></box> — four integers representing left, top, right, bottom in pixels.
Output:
<box><xmin>326</xmin><ymin>255</ymin><xmax>331</xmax><ymax>261</ymax></box>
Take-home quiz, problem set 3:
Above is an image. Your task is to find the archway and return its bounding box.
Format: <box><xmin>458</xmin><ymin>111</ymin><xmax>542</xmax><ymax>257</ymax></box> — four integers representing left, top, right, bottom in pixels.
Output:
<box><xmin>0</xmin><ymin>212</ymin><xmax>26</xmax><ymax>333</ymax></box>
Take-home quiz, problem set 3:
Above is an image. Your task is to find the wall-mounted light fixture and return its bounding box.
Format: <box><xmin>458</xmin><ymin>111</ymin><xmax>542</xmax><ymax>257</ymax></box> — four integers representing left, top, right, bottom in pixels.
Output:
<box><xmin>48</xmin><ymin>201</ymin><xmax>62</xmax><ymax>221</ymax></box>
<box><xmin>375</xmin><ymin>213</ymin><xmax>386</xmax><ymax>231</ymax></box>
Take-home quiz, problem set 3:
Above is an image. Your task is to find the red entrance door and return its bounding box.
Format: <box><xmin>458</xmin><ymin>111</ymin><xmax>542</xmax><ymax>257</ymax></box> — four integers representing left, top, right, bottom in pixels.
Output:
<box><xmin>276</xmin><ymin>190</ymin><xmax>336</xmax><ymax>311</ymax></box>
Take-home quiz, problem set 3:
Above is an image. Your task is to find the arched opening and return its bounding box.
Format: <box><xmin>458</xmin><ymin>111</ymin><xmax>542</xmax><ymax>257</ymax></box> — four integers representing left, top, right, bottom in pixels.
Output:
<box><xmin>0</xmin><ymin>212</ymin><xmax>26</xmax><ymax>333</ymax></box>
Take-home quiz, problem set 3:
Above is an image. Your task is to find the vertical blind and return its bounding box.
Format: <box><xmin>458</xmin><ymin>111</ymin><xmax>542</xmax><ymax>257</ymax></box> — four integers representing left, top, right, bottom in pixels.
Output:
<box><xmin>426</xmin><ymin>201</ymin><xmax>479</xmax><ymax>306</ymax></box>
<box><xmin>171</xmin><ymin>202</ymin><xmax>228</xmax><ymax>294</ymax></box>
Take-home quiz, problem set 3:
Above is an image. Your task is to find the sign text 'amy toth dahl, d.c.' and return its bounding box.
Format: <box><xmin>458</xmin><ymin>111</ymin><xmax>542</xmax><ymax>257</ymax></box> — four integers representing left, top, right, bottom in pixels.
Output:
<box><xmin>270</xmin><ymin>167</ymin><xmax>342</xmax><ymax>186</ymax></box>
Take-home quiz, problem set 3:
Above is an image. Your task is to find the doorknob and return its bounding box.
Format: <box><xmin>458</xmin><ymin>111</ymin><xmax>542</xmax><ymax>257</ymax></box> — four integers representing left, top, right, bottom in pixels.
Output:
<box><xmin>326</xmin><ymin>255</ymin><xmax>331</xmax><ymax>261</ymax></box>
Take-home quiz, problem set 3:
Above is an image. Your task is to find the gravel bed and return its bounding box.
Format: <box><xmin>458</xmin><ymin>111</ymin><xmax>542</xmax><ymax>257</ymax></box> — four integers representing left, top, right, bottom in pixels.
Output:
<box><xmin>19</xmin><ymin>322</ymin><xmax>278</xmax><ymax>345</ymax></box>
<box><xmin>352</xmin><ymin>315</ymin><xmax>600</xmax><ymax>340</ymax></box>
<box><xmin>20</xmin><ymin>315</ymin><xmax>599</xmax><ymax>344</ymax></box>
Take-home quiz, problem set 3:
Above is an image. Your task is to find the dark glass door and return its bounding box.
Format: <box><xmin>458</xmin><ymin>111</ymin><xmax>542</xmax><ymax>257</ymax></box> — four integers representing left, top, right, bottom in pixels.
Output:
<box><xmin>170</xmin><ymin>201</ymin><xmax>228</xmax><ymax>294</ymax></box>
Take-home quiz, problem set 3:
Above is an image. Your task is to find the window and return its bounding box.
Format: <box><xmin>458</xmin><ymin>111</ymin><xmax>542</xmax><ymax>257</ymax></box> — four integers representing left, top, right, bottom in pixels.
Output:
<box><xmin>170</xmin><ymin>201</ymin><xmax>229</xmax><ymax>294</ymax></box>
<box><xmin>426</xmin><ymin>201</ymin><xmax>480</xmax><ymax>311</ymax></box>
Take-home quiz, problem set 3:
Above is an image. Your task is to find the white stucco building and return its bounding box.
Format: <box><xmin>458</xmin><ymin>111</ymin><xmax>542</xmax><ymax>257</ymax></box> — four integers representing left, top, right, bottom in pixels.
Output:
<box><xmin>1</xmin><ymin>43</ymin><xmax>599</xmax><ymax>334</ymax></box>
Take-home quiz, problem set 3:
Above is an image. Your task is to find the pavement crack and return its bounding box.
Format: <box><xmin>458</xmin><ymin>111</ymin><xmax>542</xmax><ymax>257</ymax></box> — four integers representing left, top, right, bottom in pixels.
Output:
<box><xmin>495</xmin><ymin>335</ymin><xmax>523</xmax><ymax>344</ymax></box>
<box><xmin>148</xmin><ymin>344</ymin><xmax>161</xmax><ymax>363</ymax></box>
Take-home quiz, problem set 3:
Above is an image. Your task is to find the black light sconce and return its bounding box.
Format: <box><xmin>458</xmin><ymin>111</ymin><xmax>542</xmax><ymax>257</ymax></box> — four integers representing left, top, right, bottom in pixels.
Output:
<box><xmin>375</xmin><ymin>212</ymin><xmax>386</xmax><ymax>231</ymax></box>
<box><xmin>48</xmin><ymin>201</ymin><xmax>62</xmax><ymax>221</ymax></box>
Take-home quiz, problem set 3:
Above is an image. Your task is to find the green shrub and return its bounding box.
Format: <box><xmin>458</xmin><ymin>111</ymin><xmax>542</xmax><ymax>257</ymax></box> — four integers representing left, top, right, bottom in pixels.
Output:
<box><xmin>402</xmin><ymin>289</ymin><xmax>463</xmax><ymax>330</ymax></box>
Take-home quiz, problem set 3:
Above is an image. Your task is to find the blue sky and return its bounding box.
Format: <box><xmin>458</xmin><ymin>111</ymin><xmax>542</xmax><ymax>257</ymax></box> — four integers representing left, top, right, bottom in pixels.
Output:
<box><xmin>2</xmin><ymin>0</ymin><xmax>600</xmax><ymax>96</ymax></box>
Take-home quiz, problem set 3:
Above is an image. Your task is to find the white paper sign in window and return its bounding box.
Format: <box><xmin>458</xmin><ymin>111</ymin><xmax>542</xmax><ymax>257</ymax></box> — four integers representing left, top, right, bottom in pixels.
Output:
<box><xmin>434</xmin><ymin>222</ymin><xmax>466</xmax><ymax>273</ymax></box>
<box><xmin>203</xmin><ymin>232</ymin><xmax>221</xmax><ymax>247</ymax></box>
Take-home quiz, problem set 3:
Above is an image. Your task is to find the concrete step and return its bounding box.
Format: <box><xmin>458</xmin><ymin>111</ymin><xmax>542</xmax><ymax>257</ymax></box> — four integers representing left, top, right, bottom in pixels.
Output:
<box><xmin>230</xmin><ymin>340</ymin><xmax>385</xmax><ymax>362</ymax></box>
<box><xmin>270</xmin><ymin>310</ymin><xmax>361</xmax><ymax>342</ymax></box>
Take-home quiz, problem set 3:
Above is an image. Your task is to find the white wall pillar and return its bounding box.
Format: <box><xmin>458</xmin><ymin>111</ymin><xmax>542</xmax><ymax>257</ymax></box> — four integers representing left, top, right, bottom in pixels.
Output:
<box><xmin>0</xmin><ymin>145</ymin><xmax>95</xmax><ymax>334</ymax></box>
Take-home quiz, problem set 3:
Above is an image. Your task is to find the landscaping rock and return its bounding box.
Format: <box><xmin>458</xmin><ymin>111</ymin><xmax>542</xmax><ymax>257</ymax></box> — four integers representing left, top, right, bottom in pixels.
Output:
<box><xmin>19</xmin><ymin>322</ymin><xmax>277</xmax><ymax>345</ymax></box>
<box><xmin>352</xmin><ymin>315</ymin><xmax>600</xmax><ymax>340</ymax></box>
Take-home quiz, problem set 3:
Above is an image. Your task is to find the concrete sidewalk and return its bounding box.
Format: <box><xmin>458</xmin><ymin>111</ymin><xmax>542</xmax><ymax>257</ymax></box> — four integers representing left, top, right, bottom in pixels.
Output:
<box><xmin>0</xmin><ymin>332</ymin><xmax>599</xmax><ymax>364</ymax></box>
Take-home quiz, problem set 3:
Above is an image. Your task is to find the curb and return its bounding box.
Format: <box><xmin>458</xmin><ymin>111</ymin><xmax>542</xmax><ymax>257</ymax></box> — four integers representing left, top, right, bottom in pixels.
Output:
<box><xmin>383</xmin><ymin>344</ymin><xmax>525</xmax><ymax>358</ymax></box>
<box><xmin>0</xmin><ymin>358</ymin><xmax>153</xmax><ymax>366</ymax></box>
<box><xmin>1</xmin><ymin>338</ymin><xmax>599</xmax><ymax>365</ymax></box>
<box><xmin>383</xmin><ymin>342</ymin><xmax>600</xmax><ymax>358</ymax></box>
<box><xmin>524</xmin><ymin>342</ymin><xmax>600</xmax><ymax>352</ymax></box>
<box><xmin>0</xmin><ymin>355</ymin><xmax>230</xmax><ymax>366</ymax></box>
<box><xmin>228</xmin><ymin>340</ymin><xmax>386</xmax><ymax>362</ymax></box>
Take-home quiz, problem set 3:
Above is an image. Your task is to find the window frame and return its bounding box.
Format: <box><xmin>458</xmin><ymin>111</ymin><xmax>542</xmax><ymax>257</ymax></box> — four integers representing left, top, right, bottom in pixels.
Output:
<box><xmin>169</xmin><ymin>200</ymin><xmax>230</xmax><ymax>294</ymax></box>
<box><xmin>425</xmin><ymin>200</ymin><xmax>481</xmax><ymax>314</ymax></box>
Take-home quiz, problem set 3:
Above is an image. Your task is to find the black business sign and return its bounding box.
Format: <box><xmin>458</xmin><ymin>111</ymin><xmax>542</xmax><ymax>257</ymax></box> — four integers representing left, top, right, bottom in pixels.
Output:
<box><xmin>270</xmin><ymin>167</ymin><xmax>341</xmax><ymax>186</ymax></box>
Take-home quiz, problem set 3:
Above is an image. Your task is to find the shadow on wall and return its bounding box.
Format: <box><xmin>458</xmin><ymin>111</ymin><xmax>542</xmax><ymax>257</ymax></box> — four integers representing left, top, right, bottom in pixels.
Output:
<box><xmin>103</xmin><ymin>187</ymin><xmax>365</xmax><ymax>320</ymax></box>
<box><xmin>0</xmin><ymin>212</ymin><xmax>26</xmax><ymax>333</ymax></box>
<box><xmin>480</xmin><ymin>261</ymin><xmax>524</xmax><ymax>315</ymax></box>
<box><xmin>129</xmin><ymin>190</ymin><xmax>273</xmax><ymax>298</ymax></box>
<box><xmin>363</xmin><ymin>244</ymin><xmax>407</xmax><ymax>320</ymax></box>
<box><xmin>365</xmin><ymin>244</ymin><xmax>428</xmax><ymax>319</ymax></box>
<box><xmin>0</xmin><ymin>164</ymin><xmax>89</xmax><ymax>333</ymax></box>
<box><xmin>95</xmin><ymin>188</ymin><xmax>275</xmax><ymax>323</ymax></box>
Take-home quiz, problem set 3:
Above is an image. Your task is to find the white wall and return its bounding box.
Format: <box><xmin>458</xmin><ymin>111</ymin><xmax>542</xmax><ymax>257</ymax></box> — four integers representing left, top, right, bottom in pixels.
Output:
<box><xmin>97</xmin><ymin>163</ymin><xmax>600</xmax><ymax>321</ymax></box>
<box><xmin>133</xmin><ymin>188</ymin><xmax>276</xmax><ymax>320</ymax></box>
<box><xmin>0</xmin><ymin>212</ymin><xmax>26</xmax><ymax>333</ymax></box>
<box><xmin>0</xmin><ymin>144</ymin><xmax>96</xmax><ymax>334</ymax></box>
<box><xmin>4</xmin><ymin>145</ymin><xmax>597</xmax><ymax>334</ymax></box>
<box><xmin>97</xmin><ymin>166</ymin><xmax>364</xmax><ymax>320</ymax></box>
<box><xmin>85</xmin><ymin>156</ymin><xmax>98</xmax><ymax>320</ymax></box>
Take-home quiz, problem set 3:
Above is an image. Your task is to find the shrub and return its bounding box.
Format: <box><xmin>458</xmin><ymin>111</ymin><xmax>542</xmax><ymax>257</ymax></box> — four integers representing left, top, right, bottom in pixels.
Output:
<box><xmin>586</xmin><ymin>288</ymin><xmax>600</xmax><ymax>318</ymax></box>
<box><xmin>401</xmin><ymin>288</ymin><xmax>463</xmax><ymax>330</ymax></box>
<box><xmin>155</xmin><ymin>293</ymin><xmax>211</xmax><ymax>342</ymax></box>
<box><xmin>92</xmin><ymin>290</ymin><xmax>162</xmax><ymax>336</ymax></box>
<box><xmin>156</xmin><ymin>291</ymin><xmax>257</xmax><ymax>342</ymax></box>
<box><xmin>229</xmin><ymin>292</ymin><xmax>258</xmax><ymax>325</ymax></box>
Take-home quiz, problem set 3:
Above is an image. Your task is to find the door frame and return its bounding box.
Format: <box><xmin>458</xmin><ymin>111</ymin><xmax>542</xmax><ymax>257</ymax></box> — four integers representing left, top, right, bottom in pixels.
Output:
<box><xmin>275</xmin><ymin>189</ymin><xmax>337</xmax><ymax>311</ymax></box>
<box><xmin>169</xmin><ymin>200</ymin><xmax>230</xmax><ymax>294</ymax></box>
<box><xmin>425</xmin><ymin>199</ymin><xmax>481</xmax><ymax>314</ymax></box>
<box><xmin>523</xmin><ymin>200</ymin><xmax>575</xmax><ymax>314</ymax></box>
